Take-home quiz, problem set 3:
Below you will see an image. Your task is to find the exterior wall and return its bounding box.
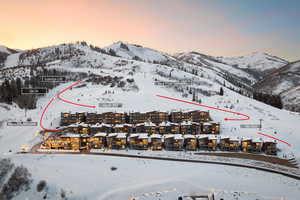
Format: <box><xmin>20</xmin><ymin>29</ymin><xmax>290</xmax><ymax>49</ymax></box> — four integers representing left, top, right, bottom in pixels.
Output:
<box><xmin>189</xmin><ymin>111</ymin><xmax>210</xmax><ymax>122</ymax></box>
<box><xmin>202</xmin><ymin>125</ymin><xmax>212</xmax><ymax>134</ymax></box>
<box><xmin>130</xmin><ymin>138</ymin><xmax>148</xmax><ymax>150</ymax></box>
<box><xmin>242</xmin><ymin>140</ymin><xmax>253</xmax><ymax>152</ymax></box>
<box><xmin>150</xmin><ymin>138</ymin><xmax>163</xmax><ymax>150</ymax></box>
<box><xmin>113</xmin><ymin>138</ymin><xmax>126</xmax><ymax>149</ymax></box>
<box><xmin>211</xmin><ymin>123</ymin><xmax>220</xmax><ymax>134</ymax></box>
<box><xmin>198</xmin><ymin>138</ymin><xmax>209</xmax><ymax>150</ymax></box>
<box><xmin>164</xmin><ymin>138</ymin><xmax>184</xmax><ymax>151</ymax></box>
<box><xmin>262</xmin><ymin>142</ymin><xmax>277</xmax><ymax>155</ymax></box>
<box><xmin>208</xmin><ymin>139</ymin><xmax>217</xmax><ymax>151</ymax></box>
<box><xmin>129</xmin><ymin>112</ymin><xmax>147</xmax><ymax>124</ymax></box>
<box><xmin>170</xmin><ymin>112</ymin><xmax>183</xmax><ymax>123</ymax></box>
<box><xmin>146</xmin><ymin>111</ymin><xmax>169</xmax><ymax>124</ymax></box>
<box><xmin>184</xmin><ymin>138</ymin><xmax>197</xmax><ymax>150</ymax></box>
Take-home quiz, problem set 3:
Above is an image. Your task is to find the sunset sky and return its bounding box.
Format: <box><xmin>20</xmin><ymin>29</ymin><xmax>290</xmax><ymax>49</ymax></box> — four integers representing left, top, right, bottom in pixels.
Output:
<box><xmin>1</xmin><ymin>0</ymin><xmax>299</xmax><ymax>61</ymax></box>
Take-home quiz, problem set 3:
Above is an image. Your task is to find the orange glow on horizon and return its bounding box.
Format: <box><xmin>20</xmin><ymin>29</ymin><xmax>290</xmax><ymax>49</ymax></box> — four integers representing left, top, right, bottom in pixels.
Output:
<box><xmin>0</xmin><ymin>0</ymin><xmax>297</xmax><ymax>61</ymax></box>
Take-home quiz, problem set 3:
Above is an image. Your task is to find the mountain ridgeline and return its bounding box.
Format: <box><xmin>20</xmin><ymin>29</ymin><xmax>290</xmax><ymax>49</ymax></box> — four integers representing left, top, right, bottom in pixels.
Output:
<box><xmin>0</xmin><ymin>41</ymin><xmax>298</xmax><ymax>112</ymax></box>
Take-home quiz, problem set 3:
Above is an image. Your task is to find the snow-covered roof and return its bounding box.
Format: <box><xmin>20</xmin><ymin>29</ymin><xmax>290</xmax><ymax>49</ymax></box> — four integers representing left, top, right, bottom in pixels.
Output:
<box><xmin>123</xmin><ymin>123</ymin><xmax>133</xmax><ymax>127</ymax></box>
<box><xmin>116</xmin><ymin>133</ymin><xmax>127</xmax><ymax>139</ymax></box>
<box><xmin>180</xmin><ymin>121</ymin><xmax>193</xmax><ymax>126</ymax></box>
<box><xmin>68</xmin><ymin>123</ymin><xmax>79</xmax><ymax>128</ymax></box>
<box><xmin>174</xmin><ymin>134</ymin><xmax>184</xmax><ymax>140</ymax></box>
<box><xmin>115</xmin><ymin>124</ymin><xmax>124</xmax><ymax>128</ymax></box>
<box><xmin>90</xmin><ymin>123</ymin><xmax>112</xmax><ymax>127</ymax></box>
<box><xmin>220</xmin><ymin>136</ymin><xmax>230</xmax><ymax>139</ymax></box>
<box><xmin>150</xmin><ymin>134</ymin><xmax>162</xmax><ymax>139</ymax></box>
<box><xmin>78</xmin><ymin>122</ymin><xmax>89</xmax><ymax>127</ymax></box>
<box><xmin>229</xmin><ymin>136</ymin><xmax>240</xmax><ymax>142</ymax></box>
<box><xmin>184</xmin><ymin>134</ymin><xmax>196</xmax><ymax>139</ymax></box>
<box><xmin>203</xmin><ymin>122</ymin><xmax>212</xmax><ymax>126</ymax></box>
<box><xmin>129</xmin><ymin>133</ymin><xmax>139</xmax><ymax>138</ymax></box>
<box><xmin>138</xmin><ymin>133</ymin><xmax>148</xmax><ymax>139</ymax></box>
<box><xmin>164</xmin><ymin>134</ymin><xmax>183</xmax><ymax>140</ymax></box>
<box><xmin>108</xmin><ymin>133</ymin><xmax>118</xmax><ymax>137</ymax></box>
<box><xmin>164</xmin><ymin>134</ymin><xmax>174</xmax><ymax>139</ymax></box>
<box><xmin>60</xmin><ymin>133</ymin><xmax>80</xmax><ymax>138</ymax></box>
<box><xmin>94</xmin><ymin>133</ymin><xmax>107</xmax><ymax>137</ymax></box>
<box><xmin>242</xmin><ymin>137</ymin><xmax>252</xmax><ymax>141</ymax></box>
<box><xmin>90</xmin><ymin>123</ymin><xmax>102</xmax><ymax>128</ymax></box>
<box><xmin>262</xmin><ymin>138</ymin><xmax>277</xmax><ymax>143</ymax></box>
<box><xmin>197</xmin><ymin>135</ymin><xmax>209</xmax><ymax>139</ymax></box>
<box><xmin>158</xmin><ymin>121</ymin><xmax>171</xmax><ymax>126</ymax></box>
<box><xmin>144</xmin><ymin>121</ymin><xmax>156</xmax><ymax>127</ymax></box>
<box><xmin>101</xmin><ymin>123</ymin><xmax>112</xmax><ymax>127</ymax></box>
<box><xmin>252</xmin><ymin>138</ymin><xmax>263</xmax><ymax>143</ymax></box>
<box><xmin>208</xmin><ymin>135</ymin><xmax>217</xmax><ymax>140</ymax></box>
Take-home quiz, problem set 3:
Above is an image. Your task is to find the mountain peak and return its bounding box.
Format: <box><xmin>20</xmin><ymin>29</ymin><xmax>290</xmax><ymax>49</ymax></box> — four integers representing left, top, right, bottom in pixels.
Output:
<box><xmin>104</xmin><ymin>41</ymin><xmax>172</xmax><ymax>62</ymax></box>
<box><xmin>0</xmin><ymin>45</ymin><xmax>19</xmax><ymax>54</ymax></box>
<box><xmin>216</xmin><ymin>51</ymin><xmax>288</xmax><ymax>72</ymax></box>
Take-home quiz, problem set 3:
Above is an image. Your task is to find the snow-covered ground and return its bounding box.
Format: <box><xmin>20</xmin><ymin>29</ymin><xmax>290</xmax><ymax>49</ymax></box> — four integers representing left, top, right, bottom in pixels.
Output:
<box><xmin>1</xmin><ymin>74</ymin><xmax>300</xmax><ymax>199</ymax></box>
<box><xmin>0</xmin><ymin>42</ymin><xmax>300</xmax><ymax>199</ymax></box>
<box><xmin>7</xmin><ymin>154</ymin><xmax>300</xmax><ymax>200</ymax></box>
<box><xmin>216</xmin><ymin>52</ymin><xmax>288</xmax><ymax>72</ymax></box>
<box><xmin>104</xmin><ymin>41</ymin><xmax>172</xmax><ymax>62</ymax></box>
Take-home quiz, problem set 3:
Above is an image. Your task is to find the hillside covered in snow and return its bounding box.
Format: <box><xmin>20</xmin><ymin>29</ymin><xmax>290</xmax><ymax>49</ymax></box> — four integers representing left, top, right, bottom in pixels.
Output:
<box><xmin>0</xmin><ymin>41</ymin><xmax>300</xmax><ymax>199</ymax></box>
<box><xmin>216</xmin><ymin>52</ymin><xmax>288</xmax><ymax>77</ymax></box>
<box><xmin>255</xmin><ymin>60</ymin><xmax>300</xmax><ymax>112</ymax></box>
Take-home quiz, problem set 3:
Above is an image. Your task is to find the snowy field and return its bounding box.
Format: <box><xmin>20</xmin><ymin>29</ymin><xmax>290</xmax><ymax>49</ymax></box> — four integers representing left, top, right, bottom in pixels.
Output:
<box><xmin>7</xmin><ymin>154</ymin><xmax>300</xmax><ymax>200</ymax></box>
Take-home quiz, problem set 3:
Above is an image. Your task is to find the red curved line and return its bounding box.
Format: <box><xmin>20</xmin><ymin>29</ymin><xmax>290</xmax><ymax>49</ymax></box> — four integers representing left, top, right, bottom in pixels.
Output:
<box><xmin>40</xmin><ymin>80</ymin><xmax>96</xmax><ymax>132</ymax></box>
<box><xmin>258</xmin><ymin>132</ymin><xmax>292</xmax><ymax>147</ymax></box>
<box><xmin>156</xmin><ymin>94</ymin><xmax>250</xmax><ymax>121</ymax></box>
<box><xmin>57</xmin><ymin>80</ymin><xmax>96</xmax><ymax>108</ymax></box>
<box><xmin>39</xmin><ymin>97</ymin><xmax>61</xmax><ymax>132</ymax></box>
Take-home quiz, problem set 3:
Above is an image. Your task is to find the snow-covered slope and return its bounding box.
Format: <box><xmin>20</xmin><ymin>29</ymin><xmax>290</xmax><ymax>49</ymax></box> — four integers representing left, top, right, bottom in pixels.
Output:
<box><xmin>175</xmin><ymin>51</ymin><xmax>257</xmax><ymax>86</ymax></box>
<box><xmin>0</xmin><ymin>45</ymin><xmax>13</xmax><ymax>54</ymax></box>
<box><xmin>1</xmin><ymin>64</ymin><xmax>300</xmax><ymax>199</ymax></box>
<box><xmin>216</xmin><ymin>52</ymin><xmax>288</xmax><ymax>75</ymax></box>
<box><xmin>0</xmin><ymin>45</ymin><xmax>19</xmax><ymax>68</ymax></box>
<box><xmin>255</xmin><ymin>60</ymin><xmax>300</xmax><ymax>111</ymax></box>
<box><xmin>0</xmin><ymin>42</ymin><xmax>300</xmax><ymax>199</ymax></box>
<box><xmin>103</xmin><ymin>41</ymin><xmax>174</xmax><ymax>62</ymax></box>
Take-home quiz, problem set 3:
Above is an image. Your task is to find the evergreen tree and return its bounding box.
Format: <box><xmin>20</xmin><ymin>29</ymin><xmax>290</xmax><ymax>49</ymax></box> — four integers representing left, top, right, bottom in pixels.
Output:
<box><xmin>16</xmin><ymin>78</ymin><xmax>22</xmax><ymax>95</ymax></box>
<box><xmin>219</xmin><ymin>87</ymin><xmax>224</xmax><ymax>96</ymax></box>
<box><xmin>192</xmin><ymin>90</ymin><xmax>196</xmax><ymax>101</ymax></box>
<box><xmin>108</xmin><ymin>49</ymin><xmax>117</xmax><ymax>56</ymax></box>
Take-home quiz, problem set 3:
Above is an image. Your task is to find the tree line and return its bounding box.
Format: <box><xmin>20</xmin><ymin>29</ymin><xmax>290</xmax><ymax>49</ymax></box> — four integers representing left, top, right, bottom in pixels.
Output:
<box><xmin>253</xmin><ymin>91</ymin><xmax>283</xmax><ymax>109</ymax></box>
<box><xmin>0</xmin><ymin>67</ymin><xmax>88</xmax><ymax>109</ymax></box>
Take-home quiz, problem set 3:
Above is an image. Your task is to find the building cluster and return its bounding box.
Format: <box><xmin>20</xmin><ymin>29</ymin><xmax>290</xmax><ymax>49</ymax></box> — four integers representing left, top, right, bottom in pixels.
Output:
<box><xmin>60</xmin><ymin>111</ymin><xmax>219</xmax><ymax>135</ymax></box>
<box><xmin>41</xmin><ymin>133</ymin><xmax>277</xmax><ymax>155</ymax></box>
<box><xmin>40</xmin><ymin>111</ymin><xmax>277</xmax><ymax>155</ymax></box>
<box><xmin>61</xmin><ymin>111</ymin><xmax>212</xmax><ymax>125</ymax></box>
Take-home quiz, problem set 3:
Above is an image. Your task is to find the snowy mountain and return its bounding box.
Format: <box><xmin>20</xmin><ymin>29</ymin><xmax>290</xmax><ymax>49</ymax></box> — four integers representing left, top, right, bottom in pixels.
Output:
<box><xmin>0</xmin><ymin>42</ymin><xmax>300</xmax><ymax>199</ymax></box>
<box><xmin>0</xmin><ymin>45</ymin><xmax>19</xmax><ymax>68</ymax></box>
<box><xmin>103</xmin><ymin>41</ymin><xmax>174</xmax><ymax>63</ymax></box>
<box><xmin>255</xmin><ymin>60</ymin><xmax>300</xmax><ymax>111</ymax></box>
<box><xmin>216</xmin><ymin>52</ymin><xmax>288</xmax><ymax>78</ymax></box>
<box><xmin>174</xmin><ymin>51</ymin><xmax>258</xmax><ymax>86</ymax></box>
